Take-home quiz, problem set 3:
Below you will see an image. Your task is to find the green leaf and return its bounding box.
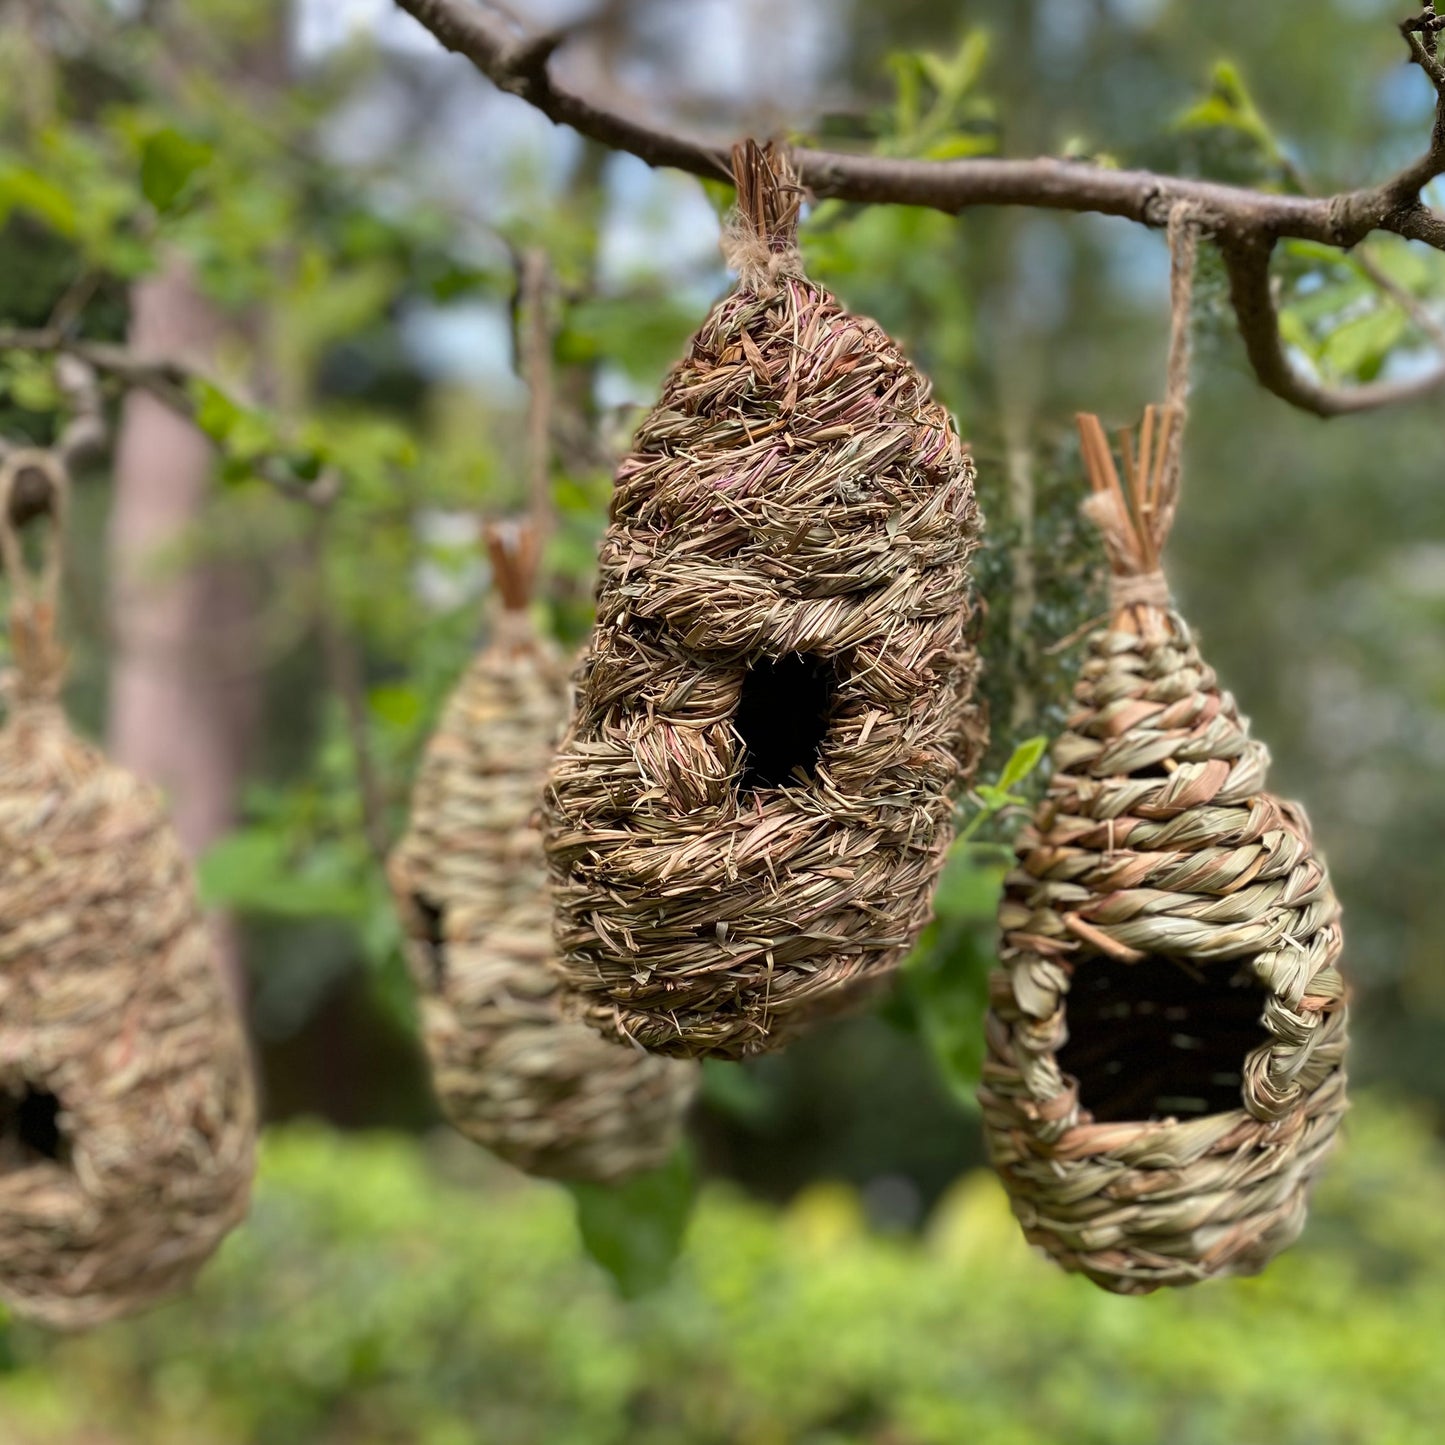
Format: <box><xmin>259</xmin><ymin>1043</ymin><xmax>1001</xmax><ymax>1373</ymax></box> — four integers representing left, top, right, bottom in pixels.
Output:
<box><xmin>1173</xmin><ymin>59</ymin><xmax>1290</xmax><ymax>181</ymax></box>
<box><xmin>568</xmin><ymin>1148</ymin><xmax>697</xmax><ymax>1299</ymax></box>
<box><xmin>1321</xmin><ymin>307</ymin><xmax>1407</xmax><ymax>382</ymax></box>
<box><xmin>929</xmin><ymin>842</ymin><xmax>1010</xmax><ymax>923</ymax></box>
<box><xmin>918</xmin><ymin>30</ymin><xmax>990</xmax><ymax>106</ymax></box>
<box><xmin>0</xmin><ymin>351</ymin><xmax>63</xmax><ymax>412</ymax></box>
<box><xmin>0</xmin><ymin>164</ymin><xmax>78</xmax><ymax>236</ymax></box>
<box><xmin>997</xmin><ymin>734</ymin><xmax>1048</xmax><ymax>793</ymax></box>
<box><xmin>699</xmin><ymin>1059</ymin><xmax>772</xmax><ymax>1123</ymax></box>
<box><xmin>368</xmin><ymin>683</ymin><xmax>423</xmax><ymax>730</ymax></box>
<box><xmin>920</xmin><ymin>133</ymin><xmax>998</xmax><ymax>161</ymax></box>
<box><xmin>904</xmin><ymin>917</ymin><xmax>996</xmax><ymax>1109</ymax></box>
<box><xmin>139</xmin><ymin>127</ymin><xmax>213</xmax><ymax>213</ymax></box>
<box><xmin>198</xmin><ymin>830</ymin><xmax>369</xmax><ymax>919</ymax></box>
<box><xmin>190</xmin><ymin>377</ymin><xmax>246</xmax><ymax>441</ymax></box>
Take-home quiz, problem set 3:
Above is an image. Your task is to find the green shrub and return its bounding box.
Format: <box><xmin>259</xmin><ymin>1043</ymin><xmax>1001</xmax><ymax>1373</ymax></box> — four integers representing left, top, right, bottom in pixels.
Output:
<box><xmin>1</xmin><ymin>1093</ymin><xmax>1441</xmax><ymax>1445</ymax></box>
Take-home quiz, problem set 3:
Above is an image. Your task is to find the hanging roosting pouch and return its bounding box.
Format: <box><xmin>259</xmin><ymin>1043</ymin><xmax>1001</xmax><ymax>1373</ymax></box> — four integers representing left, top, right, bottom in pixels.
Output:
<box><xmin>388</xmin><ymin>523</ymin><xmax>697</xmax><ymax>1183</ymax></box>
<box><xmin>543</xmin><ymin>142</ymin><xmax>984</xmax><ymax>1059</ymax></box>
<box><xmin>0</xmin><ymin>454</ymin><xmax>255</xmax><ymax>1330</ymax></box>
<box><xmin>979</xmin><ymin>385</ymin><xmax>1349</xmax><ymax>1293</ymax></box>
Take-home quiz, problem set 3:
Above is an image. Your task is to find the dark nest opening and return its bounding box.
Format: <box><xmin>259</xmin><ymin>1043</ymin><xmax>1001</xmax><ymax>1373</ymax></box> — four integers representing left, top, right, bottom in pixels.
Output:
<box><xmin>0</xmin><ymin>1082</ymin><xmax>69</xmax><ymax>1170</ymax></box>
<box><xmin>735</xmin><ymin>653</ymin><xmax>836</xmax><ymax>791</ymax></box>
<box><xmin>412</xmin><ymin>893</ymin><xmax>448</xmax><ymax>991</ymax></box>
<box><xmin>1058</xmin><ymin>953</ymin><xmax>1272</xmax><ymax>1122</ymax></box>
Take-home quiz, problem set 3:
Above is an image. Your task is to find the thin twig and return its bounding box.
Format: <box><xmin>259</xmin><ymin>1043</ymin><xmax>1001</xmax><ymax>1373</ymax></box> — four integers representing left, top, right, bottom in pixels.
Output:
<box><xmin>1221</xmin><ymin>236</ymin><xmax>1445</xmax><ymax>415</ymax></box>
<box><xmin>0</xmin><ymin>326</ymin><xmax>340</xmax><ymax>503</ymax></box>
<box><xmin>516</xmin><ymin>246</ymin><xmax>555</xmax><ymax>551</ymax></box>
<box><xmin>1355</xmin><ymin>245</ymin><xmax>1445</xmax><ymax>353</ymax></box>
<box><xmin>309</xmin><ymin>508</ymin><xmax>391</xmax><ymax>867</ymax></box>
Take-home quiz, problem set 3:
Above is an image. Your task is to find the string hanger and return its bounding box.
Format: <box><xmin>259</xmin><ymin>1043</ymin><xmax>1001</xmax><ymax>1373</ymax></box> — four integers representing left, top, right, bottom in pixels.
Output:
<box><xmin>1076</xmin><ymin>201</ymin><xmax>1202</xmax><ymax>616</ymax></box>
<box><xmin>721</xmin><ymin>140</ymin><xmax>805</xmax><ymax>294</ymax></box>
<box><xmin>487</xmin><ymin>241</ymin><xmax>559</xmax><ymax>651</ymax></box>
<box><xmin>0</xmin><ymin>447</ymin><xmax>70</xmax><ymax>708</ymax></box>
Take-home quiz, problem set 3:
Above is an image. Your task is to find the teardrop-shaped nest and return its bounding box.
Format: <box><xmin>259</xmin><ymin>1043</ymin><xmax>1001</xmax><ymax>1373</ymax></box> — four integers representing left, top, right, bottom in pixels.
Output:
<box><xmin>389</xmin><ymin>631</ymin><xmax>698</xmax><ymax>1183</ymax></box>
<box><xmin>980</xmin><ymin>607</ymin><xmax>1349</xmax><ymax>1293</ymax></box>
<box><xmin>543</xmin><ymin>194</ymin><xmax>984</xmax><ymax>1059</ymax></box>
<box><xmin>0</xmin><ymin>703</ymin><xmax>256</xmax><ymax>1329</ymax></box>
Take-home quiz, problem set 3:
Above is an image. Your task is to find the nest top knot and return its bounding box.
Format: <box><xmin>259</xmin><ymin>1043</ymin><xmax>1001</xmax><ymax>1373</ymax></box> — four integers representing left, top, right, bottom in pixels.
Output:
<box><xmin>1076</xmin><ymin>406</ymin><xmax>1183</xmax><ymax>616</ymax></box>
<box><xmin>723</xmin><ymin>140</ymin><xmax>804</xmax><ymax>292</ymax></box>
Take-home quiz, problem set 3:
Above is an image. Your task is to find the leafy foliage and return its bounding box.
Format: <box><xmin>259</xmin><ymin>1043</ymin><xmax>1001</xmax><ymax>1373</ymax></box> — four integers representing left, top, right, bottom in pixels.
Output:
<box><xmin>1</xmin><ymin>1097</ymin><xmax>1444</xmax><ymax>1444</ymax></box>
<box><xmin>569</xmin><ymin>1149</ymin><xmax>699</xmax><ymax>1300</ymax></box>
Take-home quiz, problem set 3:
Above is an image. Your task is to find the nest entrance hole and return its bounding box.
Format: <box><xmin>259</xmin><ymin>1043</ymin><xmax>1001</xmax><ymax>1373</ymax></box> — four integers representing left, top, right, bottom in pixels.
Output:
<box><xmin>1058</xmin><ymin>952</ymin><xmax>1271</xmax><ymax>1122</ymax></box>
<box><xmin>0</xmin><ymin>1082</ymin><xmax>69</xmax><ymax>1171</ymax></box>
<box><xmin>735</xmin><ymin>653</ymin><xmax>835</xmax><ymax>791</ymax></box>
<box><xmin>412</xmin><ymin>893</ymin><xmax>448</xmax><ymax>991</ymax></box>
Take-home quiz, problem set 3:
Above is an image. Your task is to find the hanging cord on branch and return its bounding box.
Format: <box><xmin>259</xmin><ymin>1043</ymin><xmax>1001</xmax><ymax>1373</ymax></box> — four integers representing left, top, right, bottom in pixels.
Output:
<box><xmin>1076</xmin><ymin>201</ymin><xmax>1201</xmax><ymax>618</ymax></box>
<box><xmin>0</xmin><ymin>448</ymin><xmax>71</xmax><ymax>709</ymax></box>
<box><xmin>492</xmin><ymin>241</ymin><xmax>562</xmax><ymax>640</ymax></box>
<box><xmin>514</xmin><ymin>247</ymin><xmax>556</xmax><ymax>560</ymax></box>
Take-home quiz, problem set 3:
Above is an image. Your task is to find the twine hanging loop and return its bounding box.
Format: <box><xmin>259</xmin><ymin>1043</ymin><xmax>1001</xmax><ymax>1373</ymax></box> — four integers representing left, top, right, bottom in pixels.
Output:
<box><xmin>0</xmin><ymin>448</ymin><xmax>70</xmax><ymax>708</ymax></box>
<box><xmin>1077</xmin><ymin>201</ymin><xmax>1203</xmax><ymax>620</ymax></box>
<box><xmin>721</xmin><ymin>140</ymin><xmax>805</xmax><ymax>295</ymax></box>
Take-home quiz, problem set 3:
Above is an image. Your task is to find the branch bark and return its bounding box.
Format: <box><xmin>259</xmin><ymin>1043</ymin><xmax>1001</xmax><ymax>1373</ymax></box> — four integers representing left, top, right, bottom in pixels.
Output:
<box><xmin>394</xmin><ymin>0</ymin><xmax>1445</xmax><ymax>416</ymax></box>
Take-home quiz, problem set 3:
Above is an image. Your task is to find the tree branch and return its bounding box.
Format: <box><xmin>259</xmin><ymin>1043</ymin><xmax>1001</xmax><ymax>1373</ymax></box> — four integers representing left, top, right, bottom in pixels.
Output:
<box><xmin>0</xmin><ymin>325</ymin><xmax>339</xmax><ymax>504</ymax></box>
<box><xmin>395</xmin><ymin>0</ymin><xmax>1445</xmax><ymax>242</ymax></box>
<box><xmin>394</xmin><ymin>0</ymin><xmax>1445</xmax><ymax>415</ymax></box>
<box><xmin>0</xmin><ymin>325</ymin><xmax>199</xmax><ymax>414</ymax></box>
<box><xmin>1222</xmin><ymin>236</ymin><xmax>1445</xmax><ymax>416</ymax></box>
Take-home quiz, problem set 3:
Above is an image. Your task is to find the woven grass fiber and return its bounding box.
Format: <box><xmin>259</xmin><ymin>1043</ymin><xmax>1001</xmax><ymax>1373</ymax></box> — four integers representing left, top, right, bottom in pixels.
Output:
<box><xmin>388</xmin><ymin>525</ymin><xmax>697</xmax><ymax>1183</ymax></box>
<box><xmin>543</xmin><ymin>142</ymin><xmax>984</xmax><ymax>1059</ymax></box>
<box><xmin>979</xmin><ymin>406</ymin><xmax>1348</xmax><ymax>1294</ymax></box>
<box><xmin>0</xmin><ymin>453</ymin><xmax>255</xmax><ymax>1330</ymax></box>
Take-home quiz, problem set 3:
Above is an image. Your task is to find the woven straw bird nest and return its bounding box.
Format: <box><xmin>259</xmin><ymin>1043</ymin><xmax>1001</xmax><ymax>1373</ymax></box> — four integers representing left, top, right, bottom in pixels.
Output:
<box><xmin>389</xmin><ymin>527</ymin><xmax>697</xmax><ymax>1183</ymax></box>
<box><xmin>979</xmin><ymin>409</ymin><xmax>1348</xmax><ymax>1294</ymax></box>
<box><xmin>543</xmin><ymin>142</ymin><xmax>984</xmax><ymax>1060</ymax></box>
<box><xmin>0</xmin><ymin>455</ymin><xmax>255</xmax><ymax>1330</ymax></box>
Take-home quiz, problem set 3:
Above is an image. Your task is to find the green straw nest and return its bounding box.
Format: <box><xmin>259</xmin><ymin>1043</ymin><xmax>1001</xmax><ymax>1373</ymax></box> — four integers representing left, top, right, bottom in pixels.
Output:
<box><xmin>979</xmin><ymin>409</ymin><xmax>1348</xmax><ymax>1294</ymax></box>
<box><xmin>542</xmin><ymin>142</ymin><xmax>984</xmax><ymax>1059</ymax></box>
<box><xmin>0</xmin><ymin>455</ymin><xmax>256</xmax><ymax>1330</ymax></box>
<box><xmin>389</xmin><ymin>527</ymin><xmax>697</xmax><ymax>1183</ymax></box>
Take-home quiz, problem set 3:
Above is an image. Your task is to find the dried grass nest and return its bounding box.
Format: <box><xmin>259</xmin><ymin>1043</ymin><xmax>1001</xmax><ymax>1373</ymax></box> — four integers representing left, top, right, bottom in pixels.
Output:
<box><xmin>0</xmin><ymin>453</ymin><xmax>255</xmax><ymax>1329</ymax></box>
<box><xmin>542</xmin><ymin>142</ymin><xmax>985</xmax><ymax>1060</ymax></box>
<box><xmin>978</xmin><ymin>410</ymin><xmax>1349</xmax><ymax>1293</ymax></box>
<box><xmin>389</xmin><ymin>530</ymin><xmax>697</xmax><ymax>1183</ymax></box>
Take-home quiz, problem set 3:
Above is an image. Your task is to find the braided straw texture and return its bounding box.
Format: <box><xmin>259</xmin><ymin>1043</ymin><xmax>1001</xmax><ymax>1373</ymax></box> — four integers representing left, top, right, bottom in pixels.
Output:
<box><xmin>542</xmin><ymin>154</ymin><xmax>983</xmax><ymax>1060</ymax></box>
<box><xmin>389</xmin><ymin>628</ymin><xmax>697</xmax><ymax>1183</ymax></box>
<box><xmin>980</xmin><ymin>425</ymin><xmax>1348</xmax><ymax>1291</ymax></box>
<box><xmin>0</xmin><ymin>701</ymin><xmax>256</xmax><ymax>1329</ymax></box>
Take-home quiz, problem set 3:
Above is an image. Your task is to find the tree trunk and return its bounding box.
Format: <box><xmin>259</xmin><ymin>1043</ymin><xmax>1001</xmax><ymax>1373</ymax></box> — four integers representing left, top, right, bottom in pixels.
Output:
<box><xmin>107</xmin><ymin>258</ymin><xmax>257</xmax><ymax>1004</ymax></box>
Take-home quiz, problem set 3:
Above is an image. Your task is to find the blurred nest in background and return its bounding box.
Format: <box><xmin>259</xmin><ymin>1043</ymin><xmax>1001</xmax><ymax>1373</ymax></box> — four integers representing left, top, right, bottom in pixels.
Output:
<box><xmin>390</xmin><ymin>607</ymin><xmax>697</xmax><ymax>1184</ymax></box>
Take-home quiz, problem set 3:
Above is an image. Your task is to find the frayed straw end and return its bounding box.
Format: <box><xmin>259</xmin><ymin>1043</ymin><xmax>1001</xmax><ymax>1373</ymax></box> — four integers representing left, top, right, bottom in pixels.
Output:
<box><xmin>1077</xmin><ymin>408</ymin><xmax>1183</xmax><ymax>620</ymax></box>
<box><xmin>1076</xmin><ymin>407</ymin><xmax>1183</xmax><ymax>582</ymax></box>
<box><xmin>724</xmin><ymin>139</ymin><xmax>804</xmax><ymax>292</ymax></box>
<box><xmin>483</xmin><ymin>518</ymin><xmax>540</xmax><ymax>615</ymax></box>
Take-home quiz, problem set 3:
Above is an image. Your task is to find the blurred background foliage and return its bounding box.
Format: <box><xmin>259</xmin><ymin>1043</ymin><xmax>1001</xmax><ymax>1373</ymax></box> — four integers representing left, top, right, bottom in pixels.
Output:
<box><xmin>0</xmin><ymin>0</ymin><xmax>1443</xmax><ymax>1436</ymax></box>
<box><xmin>1</xmin><ymin>1097</ymin><xmax>1444</xmax><ymax>1444</ymax></box>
